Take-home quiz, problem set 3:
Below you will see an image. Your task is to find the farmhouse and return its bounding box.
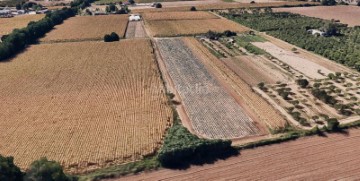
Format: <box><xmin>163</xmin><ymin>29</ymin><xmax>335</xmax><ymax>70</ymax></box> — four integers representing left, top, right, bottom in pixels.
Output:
<box><xmin>307</xmin><ymin>29</ymin><xmax>325</xmax><ymax>36</ymax></box>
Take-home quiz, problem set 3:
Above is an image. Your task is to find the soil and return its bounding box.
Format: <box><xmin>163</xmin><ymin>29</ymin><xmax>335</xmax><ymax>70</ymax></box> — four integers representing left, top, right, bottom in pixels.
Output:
<box><xmin>274</xmin><ymin>6</ymin><xmax>360</xmax><ymax>27</ymax></box>
<box><xmin>114</xmin><ymin>128</ymin><xmax>360</xmax><ymax>180</ymax></box>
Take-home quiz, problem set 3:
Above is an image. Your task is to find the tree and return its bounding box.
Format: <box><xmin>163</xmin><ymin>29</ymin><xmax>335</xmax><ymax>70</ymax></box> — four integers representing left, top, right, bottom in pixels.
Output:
<box><xmin>155</xmin><ymin>3</ymin><xmax>162</xmax><ymax>8</ymax></box>
<box><xmin>357</xmin><ymin>1</ymin><xmax>360</xmax><ymax>6</ymax></box>
<box><xmin>321</xmin><ymin>22</ymin><xmax>339</xmax><ymax>36</ymax></box>
<box><xmin>24</xmin><ymin>157</ymin><xmax>73</xmax><ymax>181</ymax></box>
<box><xmin>104</xmin><ymin>34</ymin><xmax>112</xmax><ymax>42</ymax></box>
<box><xmin>296</xmin><ymin>79</ymin><xmax>309</xmax><ymax>88</ymax></box>
<box><xmin>128</xmin><ymin>0</ymin><xmax>135</xmax><ymax>4</ymax></box>
<box><xmin>16</xmin><ymin>4</ymin><xmax>22</xmax><ymax>10</ymax></box>
<box><xmin>0</xmin><ymin>155</ymin><xmax>23</xmax><ymax>181</ymax></box>
<box><xmin>110</xmin><ymin>32</ymin><xmax>120</xmax><ymax>41</ymax></box>
<box><xmin>321</xmin><ymin>0</ymin><xmax>336</xmax><ymax>5</ymax></box>
<box><xmin>326</xmin><ymin>118</ymin><xmax>339</xmax><ymax>131</ymax></box>
<box><xmin>190</xmin><ymin>6</ymin><xmax>196</xmax><ymax>11</ymax></box>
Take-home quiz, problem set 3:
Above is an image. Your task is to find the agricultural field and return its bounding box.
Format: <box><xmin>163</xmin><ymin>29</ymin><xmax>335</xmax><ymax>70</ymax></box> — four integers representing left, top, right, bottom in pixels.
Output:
<box><xmin>196</xmin><ymin>31</ymin><xmax>360</xmax><ymax>128</ymax></box>
<box><xmin>156</xmin><ymin>38</ymin><xmax>260</xmax><ymax>139</ymax></box>
<box><xmin>142</xmin><ymin>11</ymin><xmax>219</xmax><ymax>21</ymax></box>
<box><xmin>0</xmin><ymin>39</ymin><xmax>172</xmax><ymax>173</ymax></box>
<box><xmin>117</xmin><ymin>128</ymin><xmax>360</xmax><ymax>180</ymax></box>
<box><xmin>125</xmin><ymin>21</ymin><xmax>147</xmax><ymax>38</ymax></box>
<box><xmin>146</xmin><ymin>18</ymin><xmax>249</xmax><ymax>37</ymax></box>
<box><xmin>274</xmin><ymin>6</ymin><xmax>360</xmax><ymax>27</ymax></box>
<box><xmin>0</xmin><ymin>14</ymin><xmax>45</xmax><ymax>36</ymax></box>
<box><xmin>40</xmin><ymin>15</ymin><xmax>128</xmax><ymax>43</ymax></box>
<box><xmin>132</xmin><ymin>1</ymin><xmax>318</xmax><ymax>13</ymax></box>
<box><xmin>184</xmin><ymin>37</ymin><xmax>286</xmax><ymax>130</ymax></box>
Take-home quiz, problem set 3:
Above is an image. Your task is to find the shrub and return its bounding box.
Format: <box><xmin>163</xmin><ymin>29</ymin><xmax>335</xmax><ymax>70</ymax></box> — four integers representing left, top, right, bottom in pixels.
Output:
<box><xmin>0</xmin><ymin>155</ymin><xmax>23</xmax><ymax>181</ymax></box>
<box><xmin>326</xmin><ymin>118</ymin><xmax>339</xmax><ymax>131</ymax></box>
<box><xmin>158</xmin><ymin>123</ymin><xmax>235</xmax><ymax>168</ymax></box>
<box><xmin>250</xmin><ymin>0</ymin><xmax>255</xmax><ymax>3</ymax></box>
<box><xmin>128</xmin><ymin>0</ymin><xmax>135</xmax><ymax>4</ymax></box>
<box><xmin>104</xmin><ymin>32</ymin><xmax>120</xmax><ymax>42</ymax></box>
<box><xmin>155</xmin><ymin>3</ymin><xmax>162</xmax><ymax>8</ymax></box>
<box><xmin>190</xmin><ymin>6</ymin><xmax>196</xmax><ymax>11</ymax></box>
<box><xmin>296</xmin><ymin>79</ymin><xmax>309</xmax><ymax>88</ymax></box>
<box><xmin>223</xmin><ymin>30</ymin><xmax>237</xmax><ymax>37</ymax></box>
<box><xmin>24</xmin><ymin>157</ymin><xmax>74</xmax><ymax>181</ymax></box>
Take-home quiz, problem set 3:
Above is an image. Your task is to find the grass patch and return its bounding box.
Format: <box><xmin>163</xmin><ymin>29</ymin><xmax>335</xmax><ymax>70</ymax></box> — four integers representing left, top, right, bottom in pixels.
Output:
<box><xmin>77</xmin><ymin>156</ymin><xmax>160</xmax><ymax>181</ymax></box>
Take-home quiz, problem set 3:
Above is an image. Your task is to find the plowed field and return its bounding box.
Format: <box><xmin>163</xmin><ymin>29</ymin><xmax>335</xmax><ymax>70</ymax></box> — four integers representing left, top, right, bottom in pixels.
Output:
<box><xmin>0</xmin><ymin>39</ymin><xmax>172</xmax><ymax>173</ymax></box>
<box><xmin>116</xmin><ymin>129</ymin><xmax>360</xmax><ymax>180</ymax></box>
<box><xmin>143</xmin><ymin>11</ymin><xmax>219</xmax><ymax>21</ymax></box>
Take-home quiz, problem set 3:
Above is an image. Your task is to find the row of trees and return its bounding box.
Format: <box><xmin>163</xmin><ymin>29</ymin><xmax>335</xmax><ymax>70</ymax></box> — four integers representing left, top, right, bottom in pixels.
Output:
<box><xmin>0</xmin><ymin>155</ymin><xmax>75</xmax><ymax>181</ymax></box>
<box><xmin>0</xmin><ymin>0</ymin><xmax>94</xmax><ymax>61</ymax></box>
<box><xmin>224</xmin><ymin>11</ymin><xmax>360</xmax><ymax>71</ymax></box>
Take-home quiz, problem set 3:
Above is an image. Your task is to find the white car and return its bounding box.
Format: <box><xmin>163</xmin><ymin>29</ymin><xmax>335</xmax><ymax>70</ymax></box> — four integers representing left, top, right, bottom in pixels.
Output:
<box><xmin>129</xmin><ymin>14</ymin><xmax>141</xmax><ymax>21</ymax></box>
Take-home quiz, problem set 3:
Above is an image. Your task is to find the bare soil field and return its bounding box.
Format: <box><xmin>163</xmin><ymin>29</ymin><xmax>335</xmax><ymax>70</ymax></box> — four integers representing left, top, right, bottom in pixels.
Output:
<box><xmin>146</xmin><ymin>19</ymin><xmax>249</xmax><ymax>37</ymax></box>
<box><xmin>142</xmin><ymin>11</ymin><xmax>219</xmax><ymax>21</ymax></box>
<box><xmin>0</xmin><ymin>14</ymin><xmax>45</xmax><ymax>36</ymax></box>
<box><xmin>253</xmin><ymin>41</ymin><xmax>333</xmax><ymax>79</ymax></box>
<box><xmin>132</xmin><ymin>2</ymin><xmax>318</xmax><ymax>13</ymax></box>
<box><xmin>274</xmin><ymin>5</ymin><xmax>360</xmax><ymax>27</ymax></box>
<box><xmin>223</xmin><ymin>55</ymin><xmax>291</xmax><ymax>85</ymax></box>
<box><xmin>40</xmin><ymin>15</ymin><xmax>128</xmax><ymax>43</ymax></box>
<box><xmin>0</xmin><ymin>39</ymin><xmax>172</xmax><ymax>173</ymax></box>
<box><xmin>184</xmin><ymin>37</ymin><xmax>286</xmax><ymax>130</ymax></box>
<box><xmin>125</xmin><ymin>21</ymin><xmax>147</xmax><ymax>38</ymax></box>
<box><xmin>116</xmin><ymin>129</ymin><xmax>360</xmax><ymax>180</ymax></box>
<box><xmin>156</xmin><ymin>38</ymin><xmax>259</xmax><ymax>139</ymax></box>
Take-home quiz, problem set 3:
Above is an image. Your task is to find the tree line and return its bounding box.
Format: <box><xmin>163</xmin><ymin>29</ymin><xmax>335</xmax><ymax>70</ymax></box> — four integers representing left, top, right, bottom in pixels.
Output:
<box><xmin>0</xmin><ymin>155</ymin><xmax>76</xmax><ymax>181</ymax></box>
<box><xmin>0</xmin><ymin>0</ymin><xmax>94</xmax><ymax>61</ymax></box>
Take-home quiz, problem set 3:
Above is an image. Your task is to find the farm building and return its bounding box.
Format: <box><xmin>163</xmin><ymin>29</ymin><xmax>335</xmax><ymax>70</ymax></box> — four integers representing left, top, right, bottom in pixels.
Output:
<box><xmin>307</xmin><ymin>29</ymin><xmax>325</xmax><ymax>36</ymax></box>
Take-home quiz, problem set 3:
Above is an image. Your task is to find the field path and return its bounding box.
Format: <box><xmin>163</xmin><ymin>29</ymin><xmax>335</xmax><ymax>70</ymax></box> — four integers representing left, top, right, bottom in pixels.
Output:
<box><xmin>113</xmin><ymin>128</ymin><xmax>360</xmax><ymax>180</ymax></box>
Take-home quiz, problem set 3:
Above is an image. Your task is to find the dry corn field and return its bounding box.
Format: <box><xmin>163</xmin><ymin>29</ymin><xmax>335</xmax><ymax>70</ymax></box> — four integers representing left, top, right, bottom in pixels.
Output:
<box><xmin>40</xmin><ymin>15</ymin><xmax>128</xmax><ymax>43</ymax></box>
<box><xmin>0</xmin><ymin>14</ymin><xmax>45</xmax><ymax>35</ymax></box>
<box><xmin>183</xmin><ymin>37</ymin><xmax>286</xmax><ymax>129</ymax></box>
<box><xmin>157</xmin><ymin>38</ymin><xmax>259</xmax><ymax>139</ymax></box>
<box><xmin>0</xmin><ymin>39</ymin><xmax>172</xmax><ymax>173</ymax></box>
<box><xmin>143</xmin><ymin>11</ymin><xmax>219</xmax><ymax>21</ymax></box>
<box><xmin>147</xmin><ymin>19</ymin><xmax>249</xmax><ymax>37</ymax></box>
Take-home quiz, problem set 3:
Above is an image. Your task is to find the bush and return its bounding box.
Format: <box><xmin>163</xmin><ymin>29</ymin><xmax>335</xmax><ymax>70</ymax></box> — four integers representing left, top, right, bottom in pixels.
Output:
<box><xmin>321</xmin><ymin>0</ymin><xmax>336</xmax><ymax>5</ymax></box>
<box><xmin>155</xmin><ymin>3</ymin><xmax>162</xmax><ymax>8</ymax></box>
<box><xmin>104</xmin><ymin>32</ymin><xmax>120</xmax><ymax>42</ymax></box>
<box><xmin>24</xmin><ymin>157</ymin><xmax>74</xmax><ymax>181</ymax></box>
<box><xmin>250</xmin><ymin>0</ymin><xmax>255</xmax><ymax>3</ymax></box>
<box><xmin>158</xmin><ymin>123</ymin><xmax>236</xmax><ymax>168</ymax></box>
<box><xmin>223</xmin><ymin>30</ymin><xmax>237</xmax><ymax>37</ymax></box>
<box><xmin>296</xmin><ymin>79</ymin><xmax>309</xmax><ymax>88</ymax></box>
<box><xmin>326</xmin><ymin>118</ymin><xmax>339</xmax><ymax>131</ymax></box>
<box><xmin>190</xmin><ymin>6</ymin><xmax>196</xmax><ymax>11</ymax></box>
<box><xmin>0</xmin><ymin>155</ymin><xmax>23</xmax><ymax>181</ymax></box>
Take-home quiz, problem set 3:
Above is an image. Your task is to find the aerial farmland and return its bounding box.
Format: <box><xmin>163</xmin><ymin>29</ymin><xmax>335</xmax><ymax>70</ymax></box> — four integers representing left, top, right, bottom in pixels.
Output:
<box><xmin>0</xmin><ymin>0</ymin><xmax>360</xmax><ymax>180</ymax></box>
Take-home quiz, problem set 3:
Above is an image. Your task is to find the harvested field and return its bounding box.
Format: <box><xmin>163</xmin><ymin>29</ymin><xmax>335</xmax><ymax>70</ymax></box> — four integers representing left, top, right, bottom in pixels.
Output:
<box><xmin>132</xmin><ymin>2</ymin><xmax>318</xmax><ymax>13</ymax></box>
<box><xmin>0</xmin><ymin>39</ymin><xmax>172</xmax><ymax>173</ymax></box>
<box><xmin>116</xmin><ymin>129</ymin><xmax>360</xmax><ymax>180</ymax></box>
<box><xmin>0</xmin><ymin>14</ymin><xmax>45</xmax><ymax>36</ymax></box>
<box><xmin>253</xmin><ymin>41</ymin><xmax>333</xmax><ymax>79</ymax></box>
<box><xmin>184</xmin><ymin>37</ymin><xmax>286</xmax><ymax>129</ymax></box>
<box><xmin>147</xmin><ymin>19</ymin><xmax>249</xmax><ymax>37</ymax></box>
<box><xmin>40</xmin><ymin>15</ymin><xmax>128</xmax><ymax>42</ymax></box>
<box><xmin>156</xmin><ymin>38</ymin><xmax>259</xmax><ymax>139</ymax></box>
<box><xmin>274</xmin><ymin>6</ymin><xmax>360</xmax><ymax>27</ymax></box>
<box><xmin>143</xmin><ymin>11</ymin><xmax>219</xmax><ymax>21</ymax></box>
<box><xmin>223</xmin><ymin>56</ymin><xmax>292</xmax><ymax>85</ymax></box>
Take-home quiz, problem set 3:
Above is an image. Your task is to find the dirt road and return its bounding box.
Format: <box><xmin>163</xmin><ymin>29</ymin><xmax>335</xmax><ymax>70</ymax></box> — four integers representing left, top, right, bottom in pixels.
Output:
<box><xmin>113</xmin><ymin>128</ymin><xmax>360</xmax><ymax>180</ymax></box>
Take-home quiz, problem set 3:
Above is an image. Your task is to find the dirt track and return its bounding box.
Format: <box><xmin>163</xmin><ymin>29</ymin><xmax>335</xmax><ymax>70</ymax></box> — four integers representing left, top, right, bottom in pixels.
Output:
<box><xmin>114</xmin><ymin>128</ymin><xmax>360</xmax><ymax>180</ymax></box>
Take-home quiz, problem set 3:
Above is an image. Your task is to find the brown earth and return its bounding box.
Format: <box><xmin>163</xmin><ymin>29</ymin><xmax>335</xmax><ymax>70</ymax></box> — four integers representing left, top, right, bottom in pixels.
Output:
<box><xmin>114</xmin><ymin>128</ymin><xmax>360</xmax><ymax>180</ymax></box>
<box><xmin>0</xmin><ymin>14</ymin><xmax>45</xmax><ymax>36</ymax></box>
<box><xmin>40</xmin><ymin>15</ymin><xmax>128</xmax><ymax>43</ymax></box>
<box><xmin>0</xmin><ymin>39</ymin><xmax>172</xmax><ymax>173</ymax></box>
<box><xmin>274</xmin><ymin>5</ymin><xmax>360</xmax><ymax>27</ymax></box>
